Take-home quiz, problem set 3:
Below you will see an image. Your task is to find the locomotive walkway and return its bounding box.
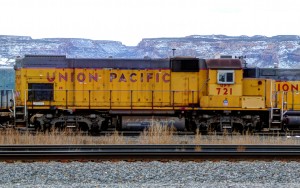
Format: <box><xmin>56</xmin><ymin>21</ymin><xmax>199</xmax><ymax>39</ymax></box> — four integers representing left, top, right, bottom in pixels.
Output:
<box><xmin>1</xmin><ymin>145</ymin><xmax>300</xmax><ymax>161</ymax></box>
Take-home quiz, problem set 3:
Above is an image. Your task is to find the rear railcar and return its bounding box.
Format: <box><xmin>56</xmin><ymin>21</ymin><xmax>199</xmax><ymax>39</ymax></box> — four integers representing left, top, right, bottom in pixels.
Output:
<box><xmin>0</xmin><ymin>67</ymin><xmax>15</xmax><ymax>127</ymax></box>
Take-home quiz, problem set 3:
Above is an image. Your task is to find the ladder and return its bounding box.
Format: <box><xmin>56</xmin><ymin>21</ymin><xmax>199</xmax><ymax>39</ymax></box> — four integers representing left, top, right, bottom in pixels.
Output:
<box><xmin>269</xmin><ymin>108</ymin><xmax>282</xmax><ymax>131</ymax></box>
<box><xmin>14</xmin><ymin>106</ymin><xmax>27</xmax><ymax>127</ymax></box>
<box><xmin>267</xmin><ymin>91</ymin><xmax>290</xmax><ymax>131</ymax></box>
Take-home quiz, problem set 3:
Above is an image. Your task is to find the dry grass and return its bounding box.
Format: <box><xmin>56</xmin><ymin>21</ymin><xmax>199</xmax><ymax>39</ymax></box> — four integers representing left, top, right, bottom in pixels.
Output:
<box><xmin>0</xmin><ymin>129</ymin><xmax>128</xmax><ymax>145</ymax></box>
<box><xmin>0</xmin><ymin>127</ymin><xmax>300</xmax><ymax>145</ymax></box>
<box><xmin>138</xmin><ymin>125</ymin><xmax>177</xmax><ymax>144</ymax></box>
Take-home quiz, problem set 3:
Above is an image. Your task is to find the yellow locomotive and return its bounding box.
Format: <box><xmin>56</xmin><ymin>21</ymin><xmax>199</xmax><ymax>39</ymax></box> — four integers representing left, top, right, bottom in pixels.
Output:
<box><xmin>10</xmin><ymin>55</ymin><xmax>300</xmax><ymax>133</ymax></box>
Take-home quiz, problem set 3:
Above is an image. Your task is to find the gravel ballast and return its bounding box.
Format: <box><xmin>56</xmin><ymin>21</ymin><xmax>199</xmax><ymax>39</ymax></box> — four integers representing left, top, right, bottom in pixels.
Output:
<box><xmin>0</xmin><ymin>161</ymin><xmax>300</xmax><ymax>187</ymax></box>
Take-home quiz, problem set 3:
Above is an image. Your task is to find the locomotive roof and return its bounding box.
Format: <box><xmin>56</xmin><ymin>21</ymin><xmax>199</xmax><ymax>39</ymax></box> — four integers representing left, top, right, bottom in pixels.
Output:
<box><xmin>70</xmin><ymin>58</ymin><xmax>170</xmax><ymax>69</ymax></box>
<box><xmin>15</xmin><ymin>55</ymin><xmax>171</xmax><ymax>69</ymax></box>
<box><xmin>206</xmin><ymin>59</ymin><xmax>243</xmax><ymax>69</ymax></box>
<box><xmin>15</xmin><ymin>55</ymin><xmax>208</xmax><ymax>70</ymax></box>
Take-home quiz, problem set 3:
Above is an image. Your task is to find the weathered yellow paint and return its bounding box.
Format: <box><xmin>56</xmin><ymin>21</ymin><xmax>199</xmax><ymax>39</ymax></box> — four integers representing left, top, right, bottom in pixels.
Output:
<box><xmin>171</xmin><ymin>72</ymin><xmax>199</xmax><ymax>106</ymax></box>
<box><xmin>200</xmin><ymin>70</ymin><xmax>273</xmax><ymax>110</ymax></box>
<box><xmin>274</xmin><ymin>81</ymin><xmax>300</xmax><ymax>110</ymax></box>
<box><xmin>200</xmin><ymin>96</ymin><xmax>241</xmax><ymax>108</ymax></box>
<box><xmin>243</xmin><ymin>78</ymin><xmax>266</xmax><ymax>96</ymax></box>
<box><xmin>198</xmin><ymin>69</ymin><xmax>208</xmax><ymax>96</ymax></box>
<box><xmin>16</xmin><ymin>68</ymin><xmax>177</xmax><ymax>109</ymax></box>
<box><xmin>265</xmin><ymin>79</ymin><xmax>276</xmax><ymax>108</ymax></box>
<box><xmin>276</xmin><ymin>81</ymin><xmax>300</xmax><ymax>92</ymax></box>
<box><xmin>241</xmin><ymin>97</ymin><xmax>265</xmax><ymax>108</ymax></box>
<box><xmin>207</xmin><ymin>69</ymin><xmax>243</xmax><ymax>96</ymax></box>
<box><xmin>15</xmin><ymin>66</ymin><xmax>279</xmax><ymax>112</ymax></box>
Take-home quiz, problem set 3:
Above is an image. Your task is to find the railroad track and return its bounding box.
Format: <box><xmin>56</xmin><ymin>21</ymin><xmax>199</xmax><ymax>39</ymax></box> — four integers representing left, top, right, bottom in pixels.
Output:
<box><xmin>1</xmin><ymin>145</ymin><xmax>300</xmax><ymax>161</ymax></box>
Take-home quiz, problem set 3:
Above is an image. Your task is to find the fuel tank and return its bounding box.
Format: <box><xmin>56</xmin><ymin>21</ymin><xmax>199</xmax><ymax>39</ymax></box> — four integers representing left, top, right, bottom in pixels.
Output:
<box><xmin>285</xmin><ymin>116</ymin><xmax>300</xmax><ymax>129</ymax></box>
<box><xmin>121</xmin><ymin>116</ymin><xmax>185</xmax><ymax>131</ymax></box>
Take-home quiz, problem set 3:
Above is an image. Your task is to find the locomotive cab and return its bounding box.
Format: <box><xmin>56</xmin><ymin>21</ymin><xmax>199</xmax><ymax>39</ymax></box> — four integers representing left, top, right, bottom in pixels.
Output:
<box><xmin>200</xmin><ymin>58</ymin><xmax>243</xmax><ymax>108</ymax></box>
<box><xmin>191</xmin><ymin>58</ymin><xmax>276</xmax><ymax>133</ymax></box>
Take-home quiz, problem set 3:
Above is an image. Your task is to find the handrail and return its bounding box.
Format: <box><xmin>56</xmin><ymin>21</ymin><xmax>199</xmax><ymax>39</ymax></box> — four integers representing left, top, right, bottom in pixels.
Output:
<box><xmin>270</xmin><ymin>80</ymin><xmax>273</xmax><ymax>108</ymax></box>
<box><xmin>281</xmin><ymin>91</ymin><xmax>285</xmax><ymax>120</ymax></box>
<box><xmin>24</xmin><ymin>89</ymin><xmax>27</xmax><ymax>118</ymax></box>
<box><xmin>12</xmin><ymin>90</ymin><xmax>16</xmax><ymax>118</ymax></box>
<box><xmin>24</xmin><ymin>89</ymin><xmax>200</xmax><ymax>109</ymax></box>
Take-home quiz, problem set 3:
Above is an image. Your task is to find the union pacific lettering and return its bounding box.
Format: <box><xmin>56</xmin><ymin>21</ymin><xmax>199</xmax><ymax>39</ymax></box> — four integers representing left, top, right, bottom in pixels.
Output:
<box><xmin>47</xmin><ymin>72</ymin><xmax>98</xmax><ymax>82</ymax></box>
<box><xmin>109</xmin><ymin>73</ymin><xmax>170</xmax><ymax>83</ymax></box>
<box><xmin>276</xmin><ymin>82</ymin><xmax>299</xmax><ymax>91</ymax></box>
<box><xmin>46</xmin><ymin>72</ymin><xmax>170</xmax><ymax>83</ymax></box>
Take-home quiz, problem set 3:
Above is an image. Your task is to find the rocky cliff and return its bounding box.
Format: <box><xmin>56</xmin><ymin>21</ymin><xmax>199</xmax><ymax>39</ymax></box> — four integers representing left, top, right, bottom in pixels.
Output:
<box><xmin>0</xmin><ymin>35</ymin><xmax>299</xmax><ymax>68</ymax></box>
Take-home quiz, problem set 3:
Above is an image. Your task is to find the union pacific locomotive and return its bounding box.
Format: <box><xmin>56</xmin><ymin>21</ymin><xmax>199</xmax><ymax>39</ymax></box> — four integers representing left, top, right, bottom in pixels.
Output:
<box><xmin>1</xmin><ymin>54</ymin><xmax>300</xmax><ymax>133</ymax></box>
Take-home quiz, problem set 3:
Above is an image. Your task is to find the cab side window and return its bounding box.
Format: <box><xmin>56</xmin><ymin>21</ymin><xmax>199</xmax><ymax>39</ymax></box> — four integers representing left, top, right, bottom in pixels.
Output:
<box><xmin>28</xmin><ymin>83</ymin><xmax>53</xmax><ymax>101</ymax></box>
<box><xmin>217</xmin><ymin>70</ymin><xmax>234</xmax><ymax>84</ymax></box>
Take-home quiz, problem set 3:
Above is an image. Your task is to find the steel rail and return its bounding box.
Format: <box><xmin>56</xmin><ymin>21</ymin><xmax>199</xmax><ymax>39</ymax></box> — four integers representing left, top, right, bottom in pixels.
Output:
<box><xmin>1</xmin><ymin>145</ymin><xmax>300</xmax><ymax>161</ymax></box>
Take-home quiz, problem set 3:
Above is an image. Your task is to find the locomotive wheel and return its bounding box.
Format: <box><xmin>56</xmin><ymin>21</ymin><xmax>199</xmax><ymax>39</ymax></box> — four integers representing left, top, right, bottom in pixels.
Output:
<box><xmin>232</xmin><ymin>124</ymin><xmax>243</xmax><ymax>134</ymax></box>
<box><xmin>116</xmin><ymin>116</ymin><xmax>122</xmax><ymax>131</ymax></box>
<box><xmin>186</xmin><ymin>119</ymin><xmax>196</xmax><ymax>132</ymax></box>
<box><xmin>101</xmin><ymin>119</ymin><xmax>109</xmax><ymax>131</ymax></box>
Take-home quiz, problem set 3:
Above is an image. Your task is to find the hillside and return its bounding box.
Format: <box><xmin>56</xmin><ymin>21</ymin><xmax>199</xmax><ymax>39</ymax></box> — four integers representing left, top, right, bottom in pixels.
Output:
<box><xmin>0</xmin><ymin>35</ymin><xmax>299</xmax><ymax>68</ymax></box>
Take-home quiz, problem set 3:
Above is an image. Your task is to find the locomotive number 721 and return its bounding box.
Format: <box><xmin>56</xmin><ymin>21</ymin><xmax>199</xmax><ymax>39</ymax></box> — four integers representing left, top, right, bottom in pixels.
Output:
<box><xmin>216</xmin><ymin>85</ymin><xmax>233</xmax><ymax>95</ymax></box>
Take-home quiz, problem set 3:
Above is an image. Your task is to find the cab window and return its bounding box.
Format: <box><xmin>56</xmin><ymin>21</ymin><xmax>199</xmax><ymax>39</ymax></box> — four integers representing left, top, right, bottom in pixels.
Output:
<box><xmin>217</xmin><ymin>70</ymin><xmax>234</xmax><ymax>84</ymax></box>
<box><xmin>28</xmin><ymin>83</ymin><xmax>53</xmax><ymax>101</ymax></box>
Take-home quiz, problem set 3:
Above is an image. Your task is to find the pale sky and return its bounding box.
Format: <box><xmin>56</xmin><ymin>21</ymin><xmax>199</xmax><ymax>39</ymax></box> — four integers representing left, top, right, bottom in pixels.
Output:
<box><xmin>1</xmin><ymin>0</ymin><xmax>299</xmax><ymax>46</ymax></box>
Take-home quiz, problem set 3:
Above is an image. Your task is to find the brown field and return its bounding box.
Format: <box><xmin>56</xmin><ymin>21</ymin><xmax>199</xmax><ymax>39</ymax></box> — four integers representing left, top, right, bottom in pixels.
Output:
<box><xmin>1</xmin><ymin>126</ymin><xmax>300</xmax><ymax>145</ymax></box>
